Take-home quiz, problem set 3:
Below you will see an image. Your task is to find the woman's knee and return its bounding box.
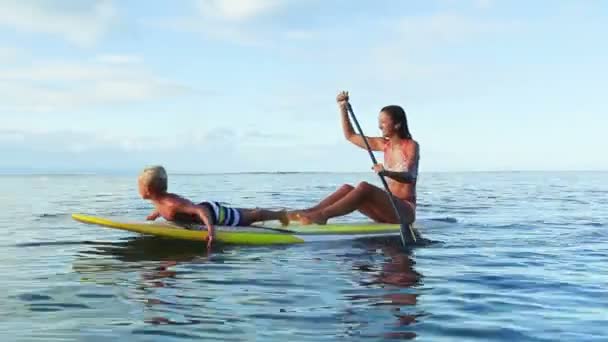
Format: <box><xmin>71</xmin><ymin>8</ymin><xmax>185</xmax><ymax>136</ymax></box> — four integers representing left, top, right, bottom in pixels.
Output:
<box><xmin>340</xmin><ymin>184</ymin><xmax>355</xmax><ymax>191</ymax></box>
<box><xmin>355</xmin><ymin>181</ymin><xmax>373</xmax><ymax>192</ymax></box>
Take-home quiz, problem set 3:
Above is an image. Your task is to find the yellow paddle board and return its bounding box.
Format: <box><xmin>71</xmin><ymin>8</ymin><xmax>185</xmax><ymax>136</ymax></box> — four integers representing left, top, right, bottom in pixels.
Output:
<box><xmin>72</xmin><ymin>213</ymin><xmax>404</xmax><ymax>245</ymax></box>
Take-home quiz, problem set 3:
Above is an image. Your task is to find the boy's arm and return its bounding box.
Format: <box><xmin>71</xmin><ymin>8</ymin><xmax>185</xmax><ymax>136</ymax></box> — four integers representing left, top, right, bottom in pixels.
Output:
<box><xmin>146</xmin><ymin>210</ymin><xmax>160</xmax><ymax>221</ymax></box>
<box><xmin>176</xmin><ymin>203</ymin><xmax>215</xmax><ymax>244</ymax></box>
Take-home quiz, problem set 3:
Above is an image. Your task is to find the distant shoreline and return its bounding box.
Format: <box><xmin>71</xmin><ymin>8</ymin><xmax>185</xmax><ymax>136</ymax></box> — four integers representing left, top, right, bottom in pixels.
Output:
<box><xmin>1</xmin><ymin>170</ymin><xmax>607</xmax><ymax>176</ymax></box>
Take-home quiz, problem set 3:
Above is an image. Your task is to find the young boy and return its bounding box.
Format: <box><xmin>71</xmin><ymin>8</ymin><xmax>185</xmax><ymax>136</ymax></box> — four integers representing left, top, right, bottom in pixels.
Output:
<box><xmin>138</xmin><ymin>165</ymin><xmax>289</xmax><ymax>248</ymax></box>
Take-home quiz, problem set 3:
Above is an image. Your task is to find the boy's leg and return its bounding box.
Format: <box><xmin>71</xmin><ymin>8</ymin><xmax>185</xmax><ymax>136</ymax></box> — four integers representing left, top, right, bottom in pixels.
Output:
<box><xmin>238</xmin><ymin>208</ymin><xmax>289</xmax><ymax>226</ymax></box>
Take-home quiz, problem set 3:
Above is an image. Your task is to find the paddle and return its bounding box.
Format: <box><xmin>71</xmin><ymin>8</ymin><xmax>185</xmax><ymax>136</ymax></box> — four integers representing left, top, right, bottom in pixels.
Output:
<box><xmin>345</xmin><ymin>102</ymin><xmax>418</xmax><ymax>246</ymax></box>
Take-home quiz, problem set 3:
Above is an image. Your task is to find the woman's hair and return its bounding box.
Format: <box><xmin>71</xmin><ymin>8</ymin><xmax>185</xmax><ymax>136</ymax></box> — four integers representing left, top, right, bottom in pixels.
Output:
<box><xmin>381</xmin><ymin>105</ymin><xmax>412</xmax><ymax>139</ymax></box>
<box><xmin>139</xmin><ymin>165</ymin><xmax>168</xmax><ymax>193</ymax></box>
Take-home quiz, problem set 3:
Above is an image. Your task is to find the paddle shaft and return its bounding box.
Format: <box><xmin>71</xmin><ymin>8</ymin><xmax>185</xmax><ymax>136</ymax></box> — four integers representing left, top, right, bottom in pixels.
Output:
<box><xmin>345</xmin><ymin>103</ymin><xmax>417</xmax><ymax>246</ymax></box>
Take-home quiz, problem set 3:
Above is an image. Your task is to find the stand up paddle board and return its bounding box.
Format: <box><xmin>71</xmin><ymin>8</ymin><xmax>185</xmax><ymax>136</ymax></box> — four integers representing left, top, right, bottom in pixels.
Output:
<box><xmin>72</xmin><ymin>213</ymin><xmax>411</xmax><ymax>245</ymax></box>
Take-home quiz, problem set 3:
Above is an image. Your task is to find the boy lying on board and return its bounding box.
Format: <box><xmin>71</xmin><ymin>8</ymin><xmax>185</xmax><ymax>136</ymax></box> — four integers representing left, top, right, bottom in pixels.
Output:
<box><xmin>138</xmin><ymin>165</ymin><xmax>289</xmax><ymax>248</ymax></box>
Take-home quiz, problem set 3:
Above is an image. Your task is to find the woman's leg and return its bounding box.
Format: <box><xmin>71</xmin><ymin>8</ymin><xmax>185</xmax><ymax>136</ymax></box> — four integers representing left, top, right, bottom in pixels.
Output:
<box><xmin>287</xmin><ymin>184</ymin><xmax>355</xmax><ymax>219</ymax></box>
<box><xmin>299</xmin><ymin>182</ymin><xmax>415</xmax><ymax>225</ymax></box>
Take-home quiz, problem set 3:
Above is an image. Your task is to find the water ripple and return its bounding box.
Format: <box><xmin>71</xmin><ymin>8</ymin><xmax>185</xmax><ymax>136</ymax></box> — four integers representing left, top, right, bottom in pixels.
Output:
<box><xmin>1</xmin><ymin>172</ymin><xmax>607</xmax><ymax>341</ymax></box>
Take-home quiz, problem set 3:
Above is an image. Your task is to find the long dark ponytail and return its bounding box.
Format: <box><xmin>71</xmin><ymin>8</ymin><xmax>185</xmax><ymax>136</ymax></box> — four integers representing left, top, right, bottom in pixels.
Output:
<box><xmin>381</xmin><ymin>105</ymin><xmax>412</xmax><ymax>139</ymax></box>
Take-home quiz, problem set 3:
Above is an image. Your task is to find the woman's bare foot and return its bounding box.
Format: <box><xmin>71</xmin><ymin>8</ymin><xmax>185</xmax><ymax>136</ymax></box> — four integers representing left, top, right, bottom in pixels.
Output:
<box><xmin>299</xmin><ymin>211</ymin><xmax>328</xmax><ymax>225</ymax></box>
<box><xmin>278</xmin><ymin>210</ymin><xmax>290</xmax><ymax>226</ymax></box>
<box><xmin>287</xmin><ymin>211</ymin><xmax>303</xmax><ymax>221</ymax></box>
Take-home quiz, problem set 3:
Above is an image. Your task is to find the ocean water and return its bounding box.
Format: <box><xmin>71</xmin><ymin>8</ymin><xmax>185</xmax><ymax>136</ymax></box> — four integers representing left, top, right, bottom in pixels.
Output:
<box><xmin>0</xmin><ymin>172</ymin><xmax>606</xmax><ymax>341</ymax></box>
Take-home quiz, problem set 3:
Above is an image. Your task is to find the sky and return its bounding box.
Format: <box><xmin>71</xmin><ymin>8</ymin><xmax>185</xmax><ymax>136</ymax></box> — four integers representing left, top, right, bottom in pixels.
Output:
<box><xmin>0</xmin><ymin>0</ymin><xmax>606</xmax><ymax>173</ymax></box>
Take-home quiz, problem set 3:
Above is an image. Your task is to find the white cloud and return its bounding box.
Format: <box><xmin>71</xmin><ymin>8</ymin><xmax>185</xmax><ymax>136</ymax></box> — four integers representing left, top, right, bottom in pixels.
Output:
<box><xmin>167</xmin><ymin>19</ymin><xmax>261</xmax><ymax>45</ymax></box>
<box><xmin>95</xmin><ymin>54</ymin><xmax>142</xmax><ymax>64</ymax></box>
<box><xmin>0</xmin><ymin>128</ymin><xmax>363</xmax><ymax>173</ymax></box>
<box><xmin>0</xmin><ymin>128</ymin><xmax>186</xmax><ymax>154</ymax></box>
<box><xmin>0</xmin><ymin>0</ymin><xmax>117</xmax><ymax>46</ymax></box>
<box><xmin>1</xmin><ymin>63</ymin><xmax>131</xmax><ymax>82</ymax></box>
<box><xmin>281</xmin><ymin>29</ymin><xmax>321</xmax><ymax>41</ymax></box>
<box><xmin>196</xmin><ymin>0</ymin><xmax>282</xmax><ymax>22</ymax></box>
<box><xmin>158</xmin><ymin>0</ymin><xmax>290</xmax><ymax>45</ymax></box>
<box><xmin>364</xmin><ymin>13</ymin><xmax>519</xmax><ymax>83</ymax></box>
<box><xmin>0</xmin><ymin>129</ymin><xmax>26</xmax><ymax>143</ymax></box>
<box><xmin>0</xmin><ymin>59</ymin><xmax>189</xmax><ymax>112</ymax></box>
<box><xmin>0</xmin><ymin>126</ymin><xmax>254</xmax><ymax>153</ymax></box>
<box><xmin>397</xmin><ymin>13</ymin><xmax>516</xmax><ymax>43</ymax></box>
<box><xmin>0</xmin><ymin>46</ymin><xmax>20</xmax><ymax>61</ymax></box>
<box><xmin>475</xmin><ymin>0</ymin><xmax>493</xmax><ymax>9</ymax></box>
<box><xmin>439</xmin><ymin>0</ymin><xmax>494</xmax><ymax>10</ymax></box>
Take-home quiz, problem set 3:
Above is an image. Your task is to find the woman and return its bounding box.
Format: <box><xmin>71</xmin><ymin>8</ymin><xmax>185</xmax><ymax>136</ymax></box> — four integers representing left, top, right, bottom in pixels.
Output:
<box><xmin>290</xmin><ymin>91</ymin><xmax>420</xmax><ymax>225</ymax></box>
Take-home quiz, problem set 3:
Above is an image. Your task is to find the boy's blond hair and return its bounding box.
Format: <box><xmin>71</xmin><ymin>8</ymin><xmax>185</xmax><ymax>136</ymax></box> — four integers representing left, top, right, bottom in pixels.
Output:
<box><xmin>139</xmin><ymin>165</ymin><xmax>168</xmax><ymax>193</ymax></box>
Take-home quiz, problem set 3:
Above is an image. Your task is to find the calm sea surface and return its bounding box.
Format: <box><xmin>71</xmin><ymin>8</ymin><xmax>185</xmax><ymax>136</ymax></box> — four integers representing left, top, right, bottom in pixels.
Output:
<box><xmin>0</xmin><ymin>172</ymin><xmax>606</xmax><ymax>341</ymax></box>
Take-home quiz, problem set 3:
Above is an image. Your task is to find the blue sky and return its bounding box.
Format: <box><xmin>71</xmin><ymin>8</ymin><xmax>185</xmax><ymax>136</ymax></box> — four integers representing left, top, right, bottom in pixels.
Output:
<box><xmin>0</xmin><ymin>0</ymin><xmax>606</xmax><ymax>173</ymax></box>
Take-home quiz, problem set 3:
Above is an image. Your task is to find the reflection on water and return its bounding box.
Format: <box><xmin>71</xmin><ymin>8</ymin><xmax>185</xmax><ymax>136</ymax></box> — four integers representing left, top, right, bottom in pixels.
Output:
<box><xmin>71</xmin><ymin>236</ymin><xmax>425</xmax><ymax>340</ymax></box>
<box><xmin>356</xmin><ymin>239</ymin><xmax>423</xmax><ymax>340</ymax></box>
<box><xmin>79</xmin><ymin>236</ymin><xmax>209</xmax><ymax>262</ymax></box>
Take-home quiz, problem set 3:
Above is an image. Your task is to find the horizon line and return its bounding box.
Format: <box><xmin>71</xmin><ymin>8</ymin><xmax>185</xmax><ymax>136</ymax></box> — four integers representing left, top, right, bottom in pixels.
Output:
<box><xmin>1</xmin><ymin>169</ymin><xmax>607</xmax><ymax>176</ymax></box>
